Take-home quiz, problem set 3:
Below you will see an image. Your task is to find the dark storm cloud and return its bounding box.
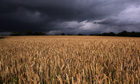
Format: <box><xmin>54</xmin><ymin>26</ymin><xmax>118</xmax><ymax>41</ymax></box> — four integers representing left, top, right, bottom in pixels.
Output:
<box><xmin>0</xmin><ymin>0</ymin><xmax>140</xmax><ymax>34</ymax></box>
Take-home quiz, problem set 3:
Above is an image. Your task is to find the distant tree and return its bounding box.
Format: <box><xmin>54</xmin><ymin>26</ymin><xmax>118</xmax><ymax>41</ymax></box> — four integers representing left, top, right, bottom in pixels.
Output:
<box><xmin>130</xmin><ymin>31</ymin><xmax>136</xmax><ymax>37</ymax></box>
<box><xmin>67</xmin><ymin>33</ymin><xmax>72</xmax><ymax>35</ymax></box>
<box><xmin>109</xmin><ymin>32</ymin><xmax>116</xmax><ymax>36</ymax></box>
<box><xmin>102</xmin><ymin>33</ymin><xmax>108</xmax><ymax>36</ymax></box>
<box><xmin>0</xmin><ymin>31</ymin><xmax>2</xmax><ymax>36</ymax></box>
<box><xmin>25</xmin><ymin>30</ymin><xmax>33</xmax><ymax>35</ymax></box>
<box><xmin>89</xmin><ymin>33</ymin><xmax>101</xmax><ymax>36</ymax></box>
<box><xmin>78</xmin><ymin>33</ymin><xmax>84</xmax><ymax>36</ymax></box>
<box><xmin>89</xmin><ymin>34</ymin><xmax>94</xmax><ymax>36</ymax></box>
<box><xmin>136</xmin><ymin>32</ymin><xmax>140</xmax><ymax>37</ymax></box>
<box><xmin>102</xmin><ymin>32</ymin><xmax>116</xmax><ymax>36</ymax></box>
<box><xmin>129</xmin><ymin>31</ymin><xmax>140</xmax><ymax>37</ymax></box>
<box><xmin>33</xmin><ymin>32</ymin><xmax>46</xmax><ymax>35</ymax></box>
<box><xmin>61</xmin><ymin>33</ymin><xmax>65</xmax><ymax>35</ymax></box>
<box><xmin>10</xmin><ymin>32</ymin><xmax>22</xmax><ymax>36</ymax></box>
<box><xmin>90</xmin><ymin>31</ymin><xmax>140</xmax><ymax>37</ymax></box>
<box><xmin>117</xmin><ymin>31</ymin><xmax>129</xmax><ymax>36</ymax></box>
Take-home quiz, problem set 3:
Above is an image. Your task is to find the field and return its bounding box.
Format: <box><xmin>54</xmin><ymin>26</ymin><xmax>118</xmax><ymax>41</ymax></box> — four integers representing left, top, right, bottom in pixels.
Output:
<box><xmin>0</xmin><ymin>36</ymin><xmax>140</xmax><ymax>84</ymax></box>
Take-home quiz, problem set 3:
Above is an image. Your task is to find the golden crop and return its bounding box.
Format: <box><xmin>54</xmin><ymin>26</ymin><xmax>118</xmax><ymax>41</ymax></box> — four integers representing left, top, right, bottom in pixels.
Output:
<box><xmin>0</xmin><ymin>36</ymin><xmax>140</xmax><ymax>84</ymax></box>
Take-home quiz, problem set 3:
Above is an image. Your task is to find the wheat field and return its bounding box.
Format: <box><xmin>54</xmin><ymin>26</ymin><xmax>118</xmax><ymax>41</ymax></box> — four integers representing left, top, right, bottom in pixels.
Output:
<box><xmin>0</xmin><ymin>36</ymin><xmax>140</xmax><ymax>84</ymax></box>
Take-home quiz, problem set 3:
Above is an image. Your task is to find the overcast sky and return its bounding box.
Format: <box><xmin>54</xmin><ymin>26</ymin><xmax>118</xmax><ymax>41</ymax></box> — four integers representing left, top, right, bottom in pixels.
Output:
<box><xmin>0</xmin><ymin>0</ymin><xmax>140</xmax><ymax>34</ymax></box>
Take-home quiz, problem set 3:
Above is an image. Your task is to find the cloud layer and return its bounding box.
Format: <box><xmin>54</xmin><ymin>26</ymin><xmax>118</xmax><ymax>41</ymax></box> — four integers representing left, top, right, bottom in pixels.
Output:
<box><xmin>0</xmin><ymin>0</ymin><xmax>140</xmax><ymax>34</ymax></box>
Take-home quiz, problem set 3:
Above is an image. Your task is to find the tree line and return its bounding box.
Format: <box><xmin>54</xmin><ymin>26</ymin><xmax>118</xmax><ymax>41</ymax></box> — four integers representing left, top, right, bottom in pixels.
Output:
<box><xmin>10</xmin><ymin>31</ymin><xmax>140</xmax><ymax>37</ymax></box>
<box><xmin>10</xmin><ymin>31</ymin><xmax>46</xmax><ymax>36</ymax></box>
<box><xmin>90</xmin><ymin>31</ymin><xmax>140</xmax><ymax>37</ymax></box>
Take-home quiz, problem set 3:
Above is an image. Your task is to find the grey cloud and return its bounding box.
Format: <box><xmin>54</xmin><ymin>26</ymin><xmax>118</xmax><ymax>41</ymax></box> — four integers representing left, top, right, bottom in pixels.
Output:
<box><xmin>0</xmin><ymin>0</ymin><xmax>140</xmax><ymax>33</ymax></box>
